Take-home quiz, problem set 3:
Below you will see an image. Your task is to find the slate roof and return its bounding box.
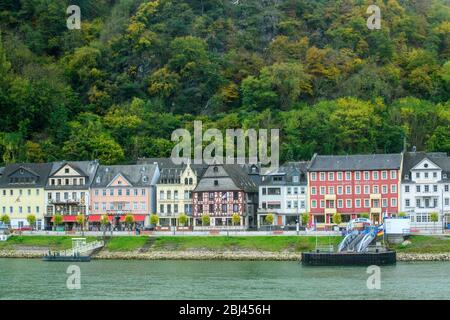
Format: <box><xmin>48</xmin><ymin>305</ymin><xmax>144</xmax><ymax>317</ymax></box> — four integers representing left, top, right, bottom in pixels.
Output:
<box><xmin>260</xmin><ymin>161</ymin><xmax>309</xmax><ymax>186</ymax></box>
<box><xmin>308</xmin><ymin>154</ymin><xmax>402</xmax><ymax>172</ymax></box>
<box><xmin>46</xmin><ymin>160</ymin><xmax>99</xmax><ymax>189</ymax></box>
<box><xmin>0</xmin><ymin>163</ymin><xmax>53</xmax><ymax>188</ymax></box>
<box><xmin>0</xmin><ymin>167</ymin><xmax>4</xmax><ymax>176</ymax></box>
<box><xmin>194</xmin><ymin>164</ymin><xmax>258</xmax><ymax>193</ymax></box>
<box><xmin>402</xmin><ymin>152</ymin><xmax>450</xmax><ymax>182</ymax></box>
<box><xmin>91</xmin><ymin>164</ymin><xmax>158</xmax><ymax>188</ymax></box>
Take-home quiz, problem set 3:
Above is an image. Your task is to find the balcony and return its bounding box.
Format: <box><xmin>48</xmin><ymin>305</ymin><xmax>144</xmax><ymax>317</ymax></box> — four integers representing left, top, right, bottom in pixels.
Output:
<box><xmin>370</xmin><ymin>193</ymin><xmax>381</xmax><ymax>200</ymax></box>
<box><xmin>48</xmin><ymin>199</ymin><xmax>82</xmax><ymax>205</ymax></box>
<box><xmin>370</xmin><ymin>207</ymin><xmax>382</xmax><ymax>214</ymax></box>
<box><xmin>324</xmin><ymin>194</ymin><xmax>336</xmax><ymax>201</ymax></box>
<box><xmin>324</xmin><ymin>208</ymin><xmax>337</xmax><ymax>214</ymax></box>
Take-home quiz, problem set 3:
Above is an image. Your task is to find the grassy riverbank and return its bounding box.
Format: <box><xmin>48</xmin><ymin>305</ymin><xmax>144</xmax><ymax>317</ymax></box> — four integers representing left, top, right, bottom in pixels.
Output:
<box><xmin>0</xmin><ymin>235</ymin><xmax>449</xmax><ymax>254</ymax></box>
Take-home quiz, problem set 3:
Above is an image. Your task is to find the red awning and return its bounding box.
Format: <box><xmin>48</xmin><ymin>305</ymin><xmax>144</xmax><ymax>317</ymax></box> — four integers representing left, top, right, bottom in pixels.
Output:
<box><xmin>88</xmin><ymin>215</ymin><xmax>113</xmax><ymax>222</ymax></box>
<box><xmin>51</xmin><ymin>215</ymin><xmax>79</xmax><ymax>222</ymax></box>
<box><xmin>119</xmin><ymin>215</ymin><xmax>146</xmax><ymax>222</ymax></box>
<box><xmin>88</xmin><ymin>214</ymin><xmax>147</xmax><ymax>222</ymax></box>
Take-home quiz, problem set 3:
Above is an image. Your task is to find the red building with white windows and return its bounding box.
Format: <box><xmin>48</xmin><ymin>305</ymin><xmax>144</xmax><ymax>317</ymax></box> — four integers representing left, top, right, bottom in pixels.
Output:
<box><xmin>307</xmin><ymin>153</ymin><xmax>403</xmax><ymax>227</ymax></box>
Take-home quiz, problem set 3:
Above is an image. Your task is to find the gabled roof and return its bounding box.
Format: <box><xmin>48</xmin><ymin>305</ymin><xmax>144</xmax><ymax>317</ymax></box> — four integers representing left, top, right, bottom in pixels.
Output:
<box><xmin>194</xmin><ymin>164</ymin><xmax>258</xmax><ymax>193</ymax></box>
<box><xmin>402</xmin><ymin>152</ymin><xmax>450</xmax><ymax>182</ymax></box>
<box><xmin>46</xmin><ymin>160</ymin><xmax>99</xmax><ymax>189</ymax></box>
<box><xmin>91</xmin><ymin>164</ymin><xmax>158</xmax><ymax>188</ymax></box>
<box><xmin>0</xmin><ymin>163</ymin><xmax>53</xmax><ymax>188</ymax></box>
<box><xmin>308</xmin><ymin>154</ymin><xmax>402</xmax><ymax>172</ymax></box>
<box><xmin>260</xmin><ymin>161</ymin><xmax>309</xmax><ymax>186</ymax></box>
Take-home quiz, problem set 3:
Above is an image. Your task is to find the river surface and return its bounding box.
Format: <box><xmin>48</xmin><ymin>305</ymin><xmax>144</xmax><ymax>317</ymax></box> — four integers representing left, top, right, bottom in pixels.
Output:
<box><xmin>0</xmin><ymin>259</ymin><xmax>449</xmax><ymax>299</ymax></box>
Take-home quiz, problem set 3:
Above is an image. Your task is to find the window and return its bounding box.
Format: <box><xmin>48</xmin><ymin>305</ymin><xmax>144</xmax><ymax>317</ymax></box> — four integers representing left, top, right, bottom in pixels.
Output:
<box><xmin>311</xmin><ymin>172</ymin><xmax>317</xmax><ymax>181</ymax></box>
<box><xmin>346</xmin><ymin>186</ymin><xmax>352</xmax><ymax>195</ymax></box>
<box><xmin>95</xmin><ymin>190</ymin><xmax>99</xmax><ymax>196</ymax></box>
<box><xmin>416</xmin><ymin>185</ymin><xmax>421</xmax><ymax>193</ymax></box>
<box><xmin>320</xmin><ymin>200</ymin><xmax>325</xmax><ymax>208</ymax></box>
<box><xmin>126</xmin><ymin>189</ymin><xmax>130</xmax><ymax>196</ymax></box>
<box><xmin>213</xmin><ymin>166</ymin><xmax>219</xmax><ymax>173</ymax></box>
<box><xmin>268</xmin><ymin>188</ymin><xmax>281</xmax><ymax>195</ymax></box>
<box><xmin>160</xmin><ymin>205</ymin><xmax>164</xmax><ymax>213</ymax></box>
<box><xmin>311</xmin><ymin>200</ymin><xmax>317</xmax><ymax>208</ymax></box>
<box><xmin>405</xmin><ymin>185</ymin><xmax>410</xmax><ymax>193</ymax></box>
<box><xmin>373</xmin><ymin>171</ymin><xmax>379</xmax><ymax>180</ymax></box>
<box><xmin>141</xmin><ymin>189</ymin><xmax>146</xmax><ymax>196</ymax></box>
<box><xmin>364</xmin><ymin>171</ymin><xmax>369</xmax><ymax>180</ymax></box>
<box><xmin>320</xmin><ymin>187</ymin><xmax>325</xmax><ymax>195</ymax></box>
<box><xmin>110</xmin><ymin>189</ymin><xmax>114</xmax><ymax>196</ymax></box>
<box><xmin>337</xmin><ymin>186</ymin><xmax>343</xmax><ymax>195</ymax></box>
<box><xmin>355</xmin><ymin>199</ymin><xmax>361</xmax><ymax>208</ymax></box>
<box><xmin>405</xmin><ymin>199</ymin><xmax>410</xmax><ymax>207</ymax></box>
<box><xmin>174</xmin><ymin>191</ymin><xmax>178</xmax><ymax>200</ymax></box>
<box><xmin>338</xmin><ymin>199</ymin><xmax>343</xmax><ymax>208</ymax></box>
<box><xmin>320</xmin><ymin>172</ymin><xmax>325</xmax><ymax>181</ymax></box>
<box><xmin>287</xmin><ymin>187</ymin><xmax>292</xmax><ymax>195</ymax></box>
<box><xmin>391</xmin><ymin>185</ymin><xmax>397</xmax><ymax>194</ymax></box>
<box><xmin>382</xmin><ymin>171</ymin><xmax>387</xmax><ymax>180</ymax></box>
<box><xmin>345</xmin><ymin>172</ymin><xmax>351</xmax><ymax>180</ymax></box>
<box><xmin>118</xmin><ymin>189</ymin><xmax>122</xmax><ymax>196</ymax></box>
<box><xmin>337</xmin><ymin>172</ymin><xmax>343</xmax><ymax>181</ymax></box>
<box><xmin>416</xmin><ymin>172</ymin><xmax>420</xmax><ymax>179</ymax></box>
<box><xmin>287</xmin><ymin>201</ymin><xmax>292</xmax><ymax>209</ymax></box>
<box><xmin>346</xmin><ymin>199</ymin><xmax>352</xmax><ymax>208</ymax></box>
<box><xmin>390</xmin><ymin>170</ymin><xmax>397</xmax><ymax>179</ymax></box>
<box><xmin>233</xmin><ymin>192</ymin><xmax>239</xmax><ymax>200</ymax></box>
<box><xmin>433</xmin><ymin>172</ymin><xmax>437</xmax><ymax>178</ymax></box>
<box><xmin>214</xmin><ymin>180</ymin><xmax>219</xmax><ymax>186</ymax></box>
<box><xmin>364</xmin><ymin>199</ymin><xmax>370</xmax><ymax>208</ymax></box>
<box><xmin>446</xmin><ymin>185</ymin><xmax>449</xmax><ymax>192</ymax></box>
<box><xmin>355</xmin><ymin>172</ymin><xmax>361</xmax><ymax>180</ymax></box>
<box><xmin>373</xmin><ymin>185</ymin><xmax>379</xmax><ymax>194</ymax></box>
<box><xmin>424</xmin><ymin>185</ymin><xmax>429</xmax><ymax>193</ymax></box>
<box><xmin>364</xmin><ymin>185</ymin><xmax>370</xmax><ymax>194</ymax></box>
<box><xmin>445</xmin><ymin>198</ymin><xmax>449</xmax><ymax>206</ymax></box>
<box><xmin>355</xmin><ymin>186</ymin><xmax>361</xmax><ymax>194</ymax></box>
<box><xmin>391</xmin><ymin>198</ymin><xmax>397</xmax><ymax>207</ymax></box>
<box><xmin>416</xmin><ymin>199</ymin><xmax>421</xmax><ymax>207</ymax></box>
<box><xmin>382</xmin><ymin>185</ymin><xmax>387</xmax><ymax>194</ymax></box>
<box><xmin>293</xmin><ymin>176</ymin><xmax>299</xmax><ymax>183</ymax></box>
<box><xmin>433</xmin><ymin>185</ymin><xmax>438</xmax><ymax>192</ymax></box>
<box><xmin>94</xmin><ymin>203</ymin><xmax>99</xmax><ymax>210</ymax></box>
<box><xmin>311</xmin><ymin>187</ymin><xmax>317</xmax><ymax>195</ymax></box>
<box><xmin>293</xmin><ymin>187</ymin><xmax>298</xmax><ymax>195</ymax></box>
<box><xmin>382</xmin><ymin>199</ymin><xmax>388</xmax><ymax>208</ymax></box>
<box><xmin>328</xmin><ymin>186</ymin><xmax>334</xmax><ymax>195</ymax></box>
<box><xmin>328</xmin><ymin>172</ymin><xmax>334</xmax><ymax>181</ymax></box>
<box><xmin>65</xmin><ymin>168</ymin><xmax>69</xmax><ymax>174</ymax></box>
<box><xmin>425</xmin><ymin>172</ymin><xmax>429</xmax><ymax>178</ymax></box>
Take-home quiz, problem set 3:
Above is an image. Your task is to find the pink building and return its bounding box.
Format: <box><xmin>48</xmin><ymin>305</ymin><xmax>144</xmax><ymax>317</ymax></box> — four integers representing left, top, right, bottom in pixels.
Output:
<box><xmin>308</xmin><ymin>154</ymin><xmax>402</xmax><ymax>227</ymax></box>
<box><xmin>89</xmin><ymin>164</ymin><xmax>159</xmax><ymax>230</ymax></box>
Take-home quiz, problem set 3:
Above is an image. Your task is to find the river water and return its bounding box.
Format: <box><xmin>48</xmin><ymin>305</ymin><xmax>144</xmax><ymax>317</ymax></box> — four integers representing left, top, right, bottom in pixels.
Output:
<box><xmin>0</xmin><ymin>259</ymin><xmax>449</xmax><ymax>300</ymax></box>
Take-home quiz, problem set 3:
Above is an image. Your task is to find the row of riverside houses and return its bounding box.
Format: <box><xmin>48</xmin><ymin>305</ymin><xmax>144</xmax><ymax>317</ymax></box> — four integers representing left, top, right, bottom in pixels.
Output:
<box><xmin>0</xmin><ymin>151</ymin><xmax>449</xmax><ymax>232</ymax></box>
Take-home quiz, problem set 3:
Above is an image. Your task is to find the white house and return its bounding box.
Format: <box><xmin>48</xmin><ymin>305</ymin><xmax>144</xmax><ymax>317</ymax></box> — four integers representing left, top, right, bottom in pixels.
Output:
<box><xmin>401</xmin><ymin>151</ymin><xmax>450</xmax><ymax>232</ymax></box>
<box><xmin>257</xmin><ymin>162</ymin><xmax>308</xmax><ymax>229</ymax></box>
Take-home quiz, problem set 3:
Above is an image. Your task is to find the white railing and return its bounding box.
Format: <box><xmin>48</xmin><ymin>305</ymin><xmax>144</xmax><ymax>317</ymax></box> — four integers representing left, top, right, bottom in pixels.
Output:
<box><xmin>58</xmin><ymin>240</ymin><xmax>104</xmax><ymax>256</ymax></box>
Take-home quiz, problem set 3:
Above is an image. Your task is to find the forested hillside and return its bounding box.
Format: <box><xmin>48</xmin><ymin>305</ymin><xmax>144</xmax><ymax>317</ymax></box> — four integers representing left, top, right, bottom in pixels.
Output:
<box><xmin>0</xmin><ymin>0</ymin><xmax>449</xmax><ymax>165</ymax></box>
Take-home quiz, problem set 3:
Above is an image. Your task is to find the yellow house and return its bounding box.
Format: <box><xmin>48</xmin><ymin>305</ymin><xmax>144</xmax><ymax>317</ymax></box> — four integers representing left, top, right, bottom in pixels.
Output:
<box><xmin>0</xmin><ymin>163</ymin><xmax>53</xmax><ymax>230</ymax></box>
<box><xmin>157</xmin><ymin>162</ymin><xmax>207</xmax><ymax>228</ymax></box>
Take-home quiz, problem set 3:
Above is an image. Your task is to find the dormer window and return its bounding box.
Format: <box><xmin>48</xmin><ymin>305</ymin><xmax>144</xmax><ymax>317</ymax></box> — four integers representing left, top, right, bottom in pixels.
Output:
<box><xmin>213</xmin><ymin>166</ymin><xmax>218</xmax><ymax>173</ymax></box>
<box><xmin>19</xmin><ymin>169</ymin><xmax>24</xmax><ymax>175</ymax></box>
<box><xmin>293</xmin><ymin>176</ymin><xmax>299</xmax><ymax>183</ymax></box>
<box><xmin>405</xmin><ymin>174</ymin><xmax>409</xmax><ymax>180</ymax></box>
<box><xmin>65</xmin><ymin>168</ymin><xmax>70</xmax><ymax>174</ymax></box>
<box><xmin>444</xmin><ymin>174</ymin><xmax>448</xmax><ymax>179</ymax></box>
<box><xmin>424</xmin><ymin>163</ymin><xmax>429</xmax><ymax>168</ymax></box>
<box><xmin>214</xmin><ymin>180</ymin><xmax>219</xmax><ymax>186</ymax></box>
<box><xmin>96</xmin><ymin>177</ymin><xmax>100</xmax><ymax>183</ymax></box>
<box><xmin>118</xmin><ymin>181</ymin><xmax>122</xmax><ymax>185</ymax></box>
<box><xmin>143</xmin><ymin>176</ymin><xmax>148</xmax><ymax>183</ymax></box>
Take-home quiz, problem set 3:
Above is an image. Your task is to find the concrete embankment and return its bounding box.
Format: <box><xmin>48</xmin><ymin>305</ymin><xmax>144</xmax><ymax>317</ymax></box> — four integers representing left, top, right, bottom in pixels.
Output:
<box><xmin>1</xmin><ymin>249</ymin><xmax>450</xmax><ymax>261</ymax></box>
